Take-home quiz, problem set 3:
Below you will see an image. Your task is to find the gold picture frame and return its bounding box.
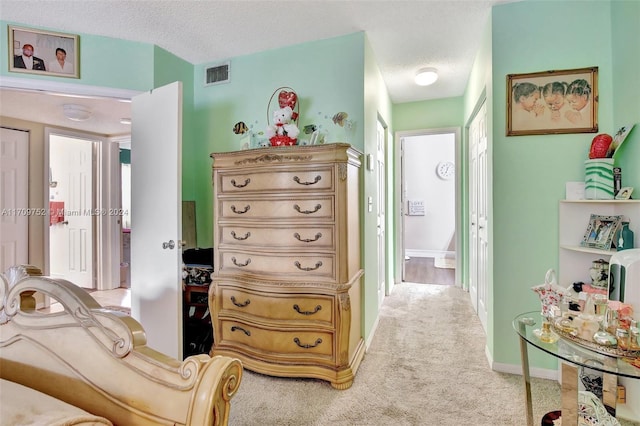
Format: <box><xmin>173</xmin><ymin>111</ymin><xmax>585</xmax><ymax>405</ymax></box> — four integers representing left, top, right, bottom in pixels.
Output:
<box><xmin>8</xmin><ymin>25</ymin><xmax>79</xmax><ymax>79</ymax></box>
<box><xmin>507</xmin><ymin>67</ymin><xmax>598</xmax><ymax>136</ymax></box>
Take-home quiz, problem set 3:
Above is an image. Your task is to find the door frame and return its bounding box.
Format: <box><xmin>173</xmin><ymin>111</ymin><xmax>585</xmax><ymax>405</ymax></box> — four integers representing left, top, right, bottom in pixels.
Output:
<box><xmin>1</xmin><ymin>76</ymin><xmax>140</xmax><ymax>289</ymax></box>
<box><xmin>44</xmin><ymin>127</ymin><xmax>122</xmax><ymax>290</ymax></box>
<box><xmin>394</xmin><ymin>127</ymin><xmax>462</xmax><ymax>287</ymax></box>
<box><xmin>376</xmin><ymin>115</ymin><xmax>388</xmax><ymax>302</ymax></box>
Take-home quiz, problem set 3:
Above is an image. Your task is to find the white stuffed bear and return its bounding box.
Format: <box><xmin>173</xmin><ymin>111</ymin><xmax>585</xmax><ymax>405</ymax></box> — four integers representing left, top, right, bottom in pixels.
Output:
<box><xmin>265</xmin><ymin>106</ymin><xmax>300</xmax><ymax>140</ymax></box>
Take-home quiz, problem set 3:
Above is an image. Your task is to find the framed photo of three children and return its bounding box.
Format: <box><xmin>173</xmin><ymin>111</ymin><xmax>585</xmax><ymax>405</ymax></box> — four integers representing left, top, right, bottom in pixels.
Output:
<box><xmin>507</xmin><ymin>66</ymin><xmax>598</xmax><ymax>136</ymax></box>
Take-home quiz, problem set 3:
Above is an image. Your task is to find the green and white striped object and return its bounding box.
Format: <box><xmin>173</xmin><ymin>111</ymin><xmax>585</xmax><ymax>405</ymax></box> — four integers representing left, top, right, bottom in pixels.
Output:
<box><xmin>585</xmin><ymin>158</ymin><xmax>615</xmax><ymax>199</ymax></box>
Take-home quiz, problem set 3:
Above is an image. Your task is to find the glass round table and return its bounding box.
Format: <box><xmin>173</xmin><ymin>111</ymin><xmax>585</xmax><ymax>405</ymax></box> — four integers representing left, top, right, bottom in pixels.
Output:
<box><xmin>513</xmin><ymin>311</ymin><xmax>640</xmax><ymax>426</ymax></box>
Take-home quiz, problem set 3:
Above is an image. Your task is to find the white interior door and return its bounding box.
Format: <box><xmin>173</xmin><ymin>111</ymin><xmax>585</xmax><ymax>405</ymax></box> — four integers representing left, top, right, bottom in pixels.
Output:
<box><xmin>0</xmin><ymin>127</ymin><xmax>29</xmax><ymax>271</ymax></box>
<box><xmin>131</xmin><ymin>82</ymin><xmax>183</xmax><ymax>359</ymax></box>
<box><xmin>400</xmin><ymin>140</ymin><xmax>406</xmax><ymax>282</ymax></box>
<box><xmin>469</xmin><ymin>125</ymin><xmax>479</xmax><ymax>312</ymax></box>
<box><xmin>469</xmin><ymin>101</ymin><xmax>488</xmax><ymax>332</ymax></box>
<box><xmin>376</xmin><ymin>120</ymin><xmax>387</xmax><ymax>303</ymax></box>
<box><xmin>49</xmin><ymin>135</ymin><xmax>94</xmax><ymax>288</ymax></box>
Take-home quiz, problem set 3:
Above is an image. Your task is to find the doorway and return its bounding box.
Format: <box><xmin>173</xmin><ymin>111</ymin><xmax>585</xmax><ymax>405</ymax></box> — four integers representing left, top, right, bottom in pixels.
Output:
<box><xmin>48</xmin><ymin>133</ymin><xmax>95</xmax><ymax>288</ymax></box>
<box><xmin>44</xmin><ymin>127</ymin><xmax>123</xmax><ymax>291</ymax></box>
<box><xmin>396</xmin><ymin>128</ymin><xmax>460</xmax><ymax>286</ymax></box>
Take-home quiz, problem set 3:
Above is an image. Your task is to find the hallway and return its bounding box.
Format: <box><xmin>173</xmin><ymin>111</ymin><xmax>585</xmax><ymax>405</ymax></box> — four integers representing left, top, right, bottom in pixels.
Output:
<box><xmin>403</xmin><ymin>257</ymin><xmax>454</xmax><ymax>285</ymax></box>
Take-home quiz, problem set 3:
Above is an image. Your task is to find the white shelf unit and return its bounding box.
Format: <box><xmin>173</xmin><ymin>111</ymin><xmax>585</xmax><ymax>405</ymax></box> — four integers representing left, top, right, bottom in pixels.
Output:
<box><xmin>558</xmin><ymin>199</ymin><xmax>640</xmax><ymax>287</ymax></box>
<box><xmin>559</xmin><ymin>199</ymin><xmax>640</xmax><ymax>423</ymax></box>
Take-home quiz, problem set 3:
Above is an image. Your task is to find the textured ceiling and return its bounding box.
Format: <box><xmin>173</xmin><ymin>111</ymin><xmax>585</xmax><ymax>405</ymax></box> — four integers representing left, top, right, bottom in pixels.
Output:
<box><xmin>0</xmin><ymin>0</ymin><xmax>516</xmax><ymax>135</ymax></box>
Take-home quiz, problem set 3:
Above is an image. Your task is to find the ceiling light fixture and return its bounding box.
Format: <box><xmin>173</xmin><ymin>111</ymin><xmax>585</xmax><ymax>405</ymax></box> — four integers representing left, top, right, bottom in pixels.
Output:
<box><xmin>415</xmin><ymin>67</ymin><xmax>438</xmax><ymax>86</ymax></box>
<box><xmin>63</xmin><ymin>104</ymin><xmax>92</xmax><ymax>121</ymax></box>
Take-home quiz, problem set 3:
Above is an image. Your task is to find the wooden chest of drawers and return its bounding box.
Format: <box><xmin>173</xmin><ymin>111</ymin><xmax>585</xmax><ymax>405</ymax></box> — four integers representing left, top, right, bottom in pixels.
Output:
<box><xmin>209</xmin><ymin>143</ymin><xmax>364</xmax><ymax>389</ymax></box>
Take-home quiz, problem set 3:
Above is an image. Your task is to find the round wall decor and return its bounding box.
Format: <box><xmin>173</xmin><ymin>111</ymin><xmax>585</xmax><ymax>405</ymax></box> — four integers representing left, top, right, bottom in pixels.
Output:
<box><xmin>436</xmin><ymin>161</ymin><xmax>455</xmax><ymax>180</ymax></box>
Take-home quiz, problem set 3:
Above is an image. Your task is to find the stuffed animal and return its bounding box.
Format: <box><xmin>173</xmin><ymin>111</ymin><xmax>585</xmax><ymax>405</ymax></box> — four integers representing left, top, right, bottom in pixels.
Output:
<box><xmin>265</xmin><ymin>106</ymin><xmax>300</xmax><ymax>141</ymax></box>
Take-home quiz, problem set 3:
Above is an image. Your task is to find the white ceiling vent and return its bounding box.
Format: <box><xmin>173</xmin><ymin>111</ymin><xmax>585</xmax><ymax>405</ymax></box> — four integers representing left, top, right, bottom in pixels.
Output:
<box><xmin>205</xmin><ymin>62</ymin><xmax>230</xmax><ymax>86</ymax></box>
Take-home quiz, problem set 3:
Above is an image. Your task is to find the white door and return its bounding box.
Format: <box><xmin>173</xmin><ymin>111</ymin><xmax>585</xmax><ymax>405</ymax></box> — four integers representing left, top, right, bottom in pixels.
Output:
<box><xmin>399</xmin><ymin>140</ymin><xmax>407</xmax><ymax>281</ymax></box>
<box><xmin>49</xmin><ymin>135</ymin><xmax>94</xmax><ymax>288</ymax></box>
<box><xmin>131</xmin><ymin>82</ymin><xmax>183</xmax><ymax>359</ymax></box>
<box><xmin>376</xmin><ymin>119</ymin><xmax>387</xmax><ymax>303</ymax></box>
<box><xmin>469</xmin><ymin>101</ymin><xmax>488</xmax><ymax>332</ymax></box>
<box><xmin>0</xmin><ymin>128</ymin><xmax>29</xmax><ymax>271</ymax></box>
<box><xmin>469</xmin><ymin>124</ymin><xmax>479</xmax><ymax>312</ymax></box>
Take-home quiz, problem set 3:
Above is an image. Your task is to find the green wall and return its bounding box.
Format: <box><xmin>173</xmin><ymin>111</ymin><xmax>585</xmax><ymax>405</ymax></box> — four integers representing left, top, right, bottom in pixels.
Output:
<box><xmin>364</xmin><ymin>35</ymin><xmax>393</xmax><ymax>340</ymax></box>
<box><xmin>189</xmin><ymin>31</ymin><xmax>390</xmax><ymax>341</ymax></box>
<box><xmin>392</xmin><ymin>97</ymin><xmax>464</xmax><ymax>131</ymax></box>
<box><xmin>490</xmin><ymin>0</ymin><xmax>638</xmax><ymax>370</ymax></box>
<box><xmin>4</xmin><ymin>0</ymin><xmax>638</xmax><ymax>375</ymax></box>
<box><xmin>611</xmin><ymin>0</ymin><xmax>640</xmax><ymax>183</ymax></box>
<box><xmin>1</xmin><ymin>21</ymin><xmax>154</xmax><ymax>90</ymax></box>
<box><xmin>390</xmin><ymin>0</ymin><xmax>639</xmax><ymax>374</ymax></box>
<box><xmin>151</xmin><ymin>46</ymin><xmax>197</xmax><ymax>206</ymax></box>
<box><xmin>0</xmin><ymin>21</ymin><xmax>188</xmax><ymax>274</ymax></box>
<box><xmin>192</xmin><ymin>33</ymin><xmax>366</xmax><ymax>248</ymax></box>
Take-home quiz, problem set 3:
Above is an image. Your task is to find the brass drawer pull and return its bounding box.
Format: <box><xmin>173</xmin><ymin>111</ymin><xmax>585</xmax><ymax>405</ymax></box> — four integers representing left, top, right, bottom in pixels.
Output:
<box><xmin>231</xmin><ymin>257</ymin><xmax>251</xmax><ymax>267</ymax></box>
<box><xmin>230</xmin><ymin>296</ymin><xmax>250</xmax><ymax>307</ymax></box>
<box><xmin>231</xmin><ymin>326</ymin><xmax>251</xmax><ymax>336</ymax></box>
<box><xmin>293</xmin><ymin>337</ymin><xmax>322</xmax><ymax>349</ymax></box>
<box><xmin>293</xmin><ymin>232</ymin><xmax>322</xmax><ymax>243</ymax></box>
<box><xmin>294</xmin><ymin>261</ymin><xmax>322</xmax><ymax>271</ymax></box>
<box><xmin>231</xmin><ymin>231</ymin><xmax>251</xmax><ymax>240</ymax></box>
<box><xmin>293</xmin><ymin>304</ymin><xmax>322</xmax><ymax>315</ymax></box>
<box><xmin>231</xmin><ymin>178</ymin><xmax>250</xmax><ymax>188</ymax></box>
<box><xmin>230</xmin><ymin>205</ymin><xmax>250</xmax><ymax>214</ymax></box>
<box><xmin>293</xmin><ymin>204</ymin><xmax>321</xmax><ymax>214</ymax></box>
<box><xmin>293</xmin><ymin>175</ymin><xmax>322</xmax><ymax>186</ymax></box>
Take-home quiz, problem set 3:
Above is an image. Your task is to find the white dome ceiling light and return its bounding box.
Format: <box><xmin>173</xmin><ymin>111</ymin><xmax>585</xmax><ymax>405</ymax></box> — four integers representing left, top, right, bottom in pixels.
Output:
<box><xmin>415</xmin><ymin>67</ymin><xmax>439</xmax><ymax>86</ymax></box>
<box><xmin>63</xmin><ymin>104</ymin><xmax>92</xmax><ymax>121</ymax></box>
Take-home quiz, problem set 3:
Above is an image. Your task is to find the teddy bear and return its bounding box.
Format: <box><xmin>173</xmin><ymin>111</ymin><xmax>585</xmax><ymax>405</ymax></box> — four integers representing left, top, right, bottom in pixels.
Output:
<box><xmin>265</xmin><ymin>106</ymin><xmax>300</xmax><ymax>142</ymax></box>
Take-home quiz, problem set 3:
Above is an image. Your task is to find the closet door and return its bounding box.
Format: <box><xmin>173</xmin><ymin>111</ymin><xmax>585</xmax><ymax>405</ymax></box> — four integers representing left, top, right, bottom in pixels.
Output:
<box><xmin>468</xmin><ymin>101</ymin><xmax>488</xmax><ymax>332</ymax></box>
<box><xmin>0</xmin><ymin>127</ymin><xmax>29</xmax><ymax>271</ymax></box>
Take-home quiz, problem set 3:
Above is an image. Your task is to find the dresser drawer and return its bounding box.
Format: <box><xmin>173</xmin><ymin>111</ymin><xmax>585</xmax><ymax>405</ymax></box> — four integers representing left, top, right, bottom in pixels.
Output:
<box><xmin>219</xmin><ymin>251</ymin><xmax>335</xmax><ymax>279</ymax></box>
<box><xmin>219</xmin><ymin>224</ymin><xmax>335</xmax><ymax>249</ymax></box>
<box><xmin>218</xmin><ymin>168</ymin><xmax>334</xmax><ymax>194</ymax></box>
<box><xmin>219</xmin><ymin>320</ymin><xmax>334</xmax><ymax>358</ymax></box>
<box><xmin>219</xmin><ymin>197</ymin><xmax>334</xmax><ymax>221</ymax></box>
<box><xmin>219</xmin><ymin>287</ymin><xmax>334</xmax><ymax>324</ymax></box>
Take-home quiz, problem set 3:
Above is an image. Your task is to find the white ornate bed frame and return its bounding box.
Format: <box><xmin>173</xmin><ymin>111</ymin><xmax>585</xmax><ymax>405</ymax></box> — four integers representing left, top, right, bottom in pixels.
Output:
<box><xmin>0</xmin><ymin>265</ymin><xmax>242</xmax><ymax>425</ymax></box>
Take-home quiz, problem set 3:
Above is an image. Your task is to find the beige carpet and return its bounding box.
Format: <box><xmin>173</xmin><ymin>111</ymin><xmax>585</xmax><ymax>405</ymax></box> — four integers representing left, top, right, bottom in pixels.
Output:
<box><xmin>228</xmin><ymin>283</ymin><xmax>570</xmax><ymax>426</ymax></box>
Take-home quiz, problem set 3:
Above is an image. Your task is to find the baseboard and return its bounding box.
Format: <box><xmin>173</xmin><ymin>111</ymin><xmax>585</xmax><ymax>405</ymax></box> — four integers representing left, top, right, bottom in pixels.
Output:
<box><xmin>492</xmin><ymin>361</ymin><xmax>559</xmax><ymax>381</ymax></box>
<box><xmin>484</xmin><ymin>343</ymin><xmax>559</xmax><ymax>380</ymax></box>
<box><xmin>404</xmin><ymin>250</ymin><xmax>454</xmax><ymax>259</ymax></box>
<box><xmin>364</xmin><ymin>314</ymin><xmax>381</xmax><ymax>351</ymax></box>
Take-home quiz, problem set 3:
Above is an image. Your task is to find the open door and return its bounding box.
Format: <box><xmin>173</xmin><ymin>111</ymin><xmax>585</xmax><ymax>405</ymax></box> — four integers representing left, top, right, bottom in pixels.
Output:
<box><xmin>130</xmin><ymin>82</ymin><xmax>183</xmax><ymax>359</ymax></box>
<box><xmin>48</xmin><ymin>134</ymin><xmax>94</xmax><ymax>288</ymax></box>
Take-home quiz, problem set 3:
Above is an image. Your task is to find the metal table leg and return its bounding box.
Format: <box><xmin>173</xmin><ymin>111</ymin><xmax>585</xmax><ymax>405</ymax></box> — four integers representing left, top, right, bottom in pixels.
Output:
<box><xmin>518</xmin><ymin>321</ymin><xmax>534</xmax><ymax>426</ymax></box>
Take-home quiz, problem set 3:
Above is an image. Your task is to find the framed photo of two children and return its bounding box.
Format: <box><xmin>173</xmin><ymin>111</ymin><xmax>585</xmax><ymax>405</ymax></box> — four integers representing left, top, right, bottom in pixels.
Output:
<box><xmin>506</xmin><ymin>66</ymin><xmax>598</xmax><ymax>136</ymax></box>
